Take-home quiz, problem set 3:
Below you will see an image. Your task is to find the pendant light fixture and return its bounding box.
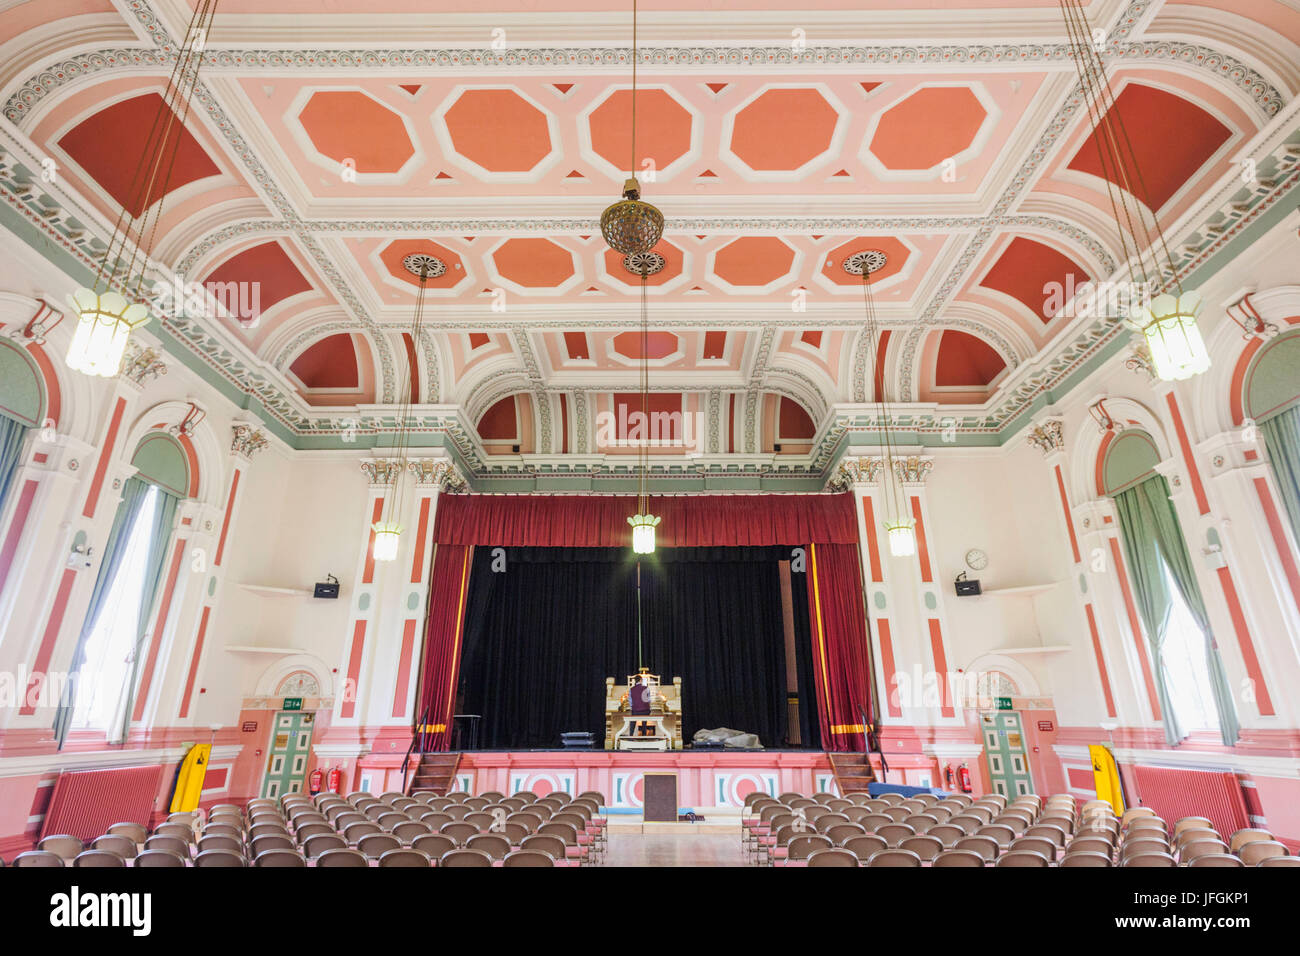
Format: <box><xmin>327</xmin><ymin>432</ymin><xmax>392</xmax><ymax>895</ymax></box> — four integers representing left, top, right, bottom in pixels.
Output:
<box><xmin>851</xmin><ymin>249</ymin><xmax>916</xmax><ymax>558</ymax></box>
<box><xmin>66</xmin><ymin>0</ymin><xmax>221</xmax><ymax>377</ymax></box>
<box><xmin>372</xmin><ymin>253</ymin><xmax>442</xmax><ymax>562</ymax></box>
<box><xmin>1059</xmin><ymin>0</ymin><xmax>1209</xmax><ymax>381</ymax></box>
<box><xmin>603</xmin><ymin>0</ymin><xmax>663</xmax><ymax>554</ymax></box>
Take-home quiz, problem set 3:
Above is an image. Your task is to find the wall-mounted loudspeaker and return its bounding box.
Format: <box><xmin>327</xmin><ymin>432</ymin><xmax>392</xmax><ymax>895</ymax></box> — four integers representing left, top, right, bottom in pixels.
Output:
<box><xmin>314</xmin><ymin>574</ymin><xmax>340</xmax><ymax>599</ymax></box>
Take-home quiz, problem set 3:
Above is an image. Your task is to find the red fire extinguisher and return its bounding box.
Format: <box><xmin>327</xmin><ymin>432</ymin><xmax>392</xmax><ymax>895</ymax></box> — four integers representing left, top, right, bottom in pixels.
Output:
<box><xmin>944</xmin><ymin>764</ymin><xmax>955</xmax><ymax>789</ymax></box>
<box><xmin>308</xmin><ymin>767</ymin><xmax>323</xmax><ymax>795</ymax></box>
<box><xmin>327</xmin><ymin>766</ymin><xmax>342</xmax><ymax>793</ymax></box>
<box><xmin>957</xmin><ymin>763</ymin><xmax>973</xmax><ymax>793</ymax></box>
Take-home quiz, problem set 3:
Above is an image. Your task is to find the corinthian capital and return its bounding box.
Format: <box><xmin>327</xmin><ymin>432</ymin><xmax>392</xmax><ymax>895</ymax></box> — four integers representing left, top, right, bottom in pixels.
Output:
<box><xmin>828</xmin><ymin>456</ymin><xmax>887</xmax><ymax>491</ymax></box>
<box><xmin>231</xmin><ymin>423</ymin><xmax>268</xmax><ymax>459</ymax></box>
<box><xmin>359</xmin><ymin>458</ymin><xmax>403</xmax><ymax>486</ymax></box>
<box><xmin>1025</xmin><ymin>419</ymin><xmax>1065</xmax><ymax>456</ymax></box>
<box><xmin>409</xmin><ymin>458</ymin><xmax>467</xmax><ymax>492</ymax></box>
<box><xmin>892</xmin><ymin>456</ymin><xmax>933</xmax><ymax>484</ymax></box>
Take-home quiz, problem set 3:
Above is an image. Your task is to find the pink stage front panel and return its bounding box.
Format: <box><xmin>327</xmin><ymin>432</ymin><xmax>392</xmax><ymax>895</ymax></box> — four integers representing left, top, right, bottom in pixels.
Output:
<box><xmin>456</xmin><ymin>751</ymin><xmax>836</xmax><ymax>808</ymax></box>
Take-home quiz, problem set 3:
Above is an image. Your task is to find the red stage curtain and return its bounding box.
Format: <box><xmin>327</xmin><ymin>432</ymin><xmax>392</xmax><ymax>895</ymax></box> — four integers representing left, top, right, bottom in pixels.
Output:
<box><xmin>807</xmin><ymin>542</ymin><xmax>873</xmax><ymax>752</ymax></box>
<box><xmin>432</xmin><ymin>493</ymin><xmax>858</xmax><ymax>547</ymax></box>
<box><xmin>415</xmin><ymin>544</ymin><xmax>473</xmax><ymax>751</ymax></box>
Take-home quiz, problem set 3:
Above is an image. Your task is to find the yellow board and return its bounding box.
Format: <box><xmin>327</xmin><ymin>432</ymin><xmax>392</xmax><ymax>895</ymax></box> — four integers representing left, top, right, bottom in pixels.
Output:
<box><xmin>170</xmin><ymin>743</ymin><xmax>211</xmax><ymax>813</ymax></box>
<box><xmin>1089</xmin><ymin>744</ymin><xmax>1125</xmax><ymax>815</ymax></box>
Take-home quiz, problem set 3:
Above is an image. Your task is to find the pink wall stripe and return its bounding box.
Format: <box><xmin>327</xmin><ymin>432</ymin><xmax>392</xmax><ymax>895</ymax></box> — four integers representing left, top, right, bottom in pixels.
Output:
<box><xmin>82</xmin><ymin>397</ymin><xmax>126</xmax><ymax>519</ymax></box>
<box><xmin>1084</xmin><ymin>603</ymin><xmax>1117</xmax><ymax>718</ymax></box>
<box><xmin>362</xmin><ymin>497</ymin><xmax>384</xmax><ymax>585</ymax></box>
<box><xmin>178</xmin><ymin>606</ymin><xmax>212</xmax><ymax>719</ymax></box>
<box><xmin>1166</xmin><ymin>392</ymin><xmax>1211</xmax><ymax>516</ymax></box>
<box><xmin>0</xmin><ymin>479</ymin><xmax>38</xmax><ymax>596</ymax></box>
<box><xmin>1215</xmin><ymin>566</ymin><xmax>1274</xmax><ymax>716</ymax></box>
<box><xmin>861</xmin><ymin>495</ymin><xmax>883</xmax><ymax>583</ymax></box>
<box><xmin>132</xmin><ymin>539</ymin><xmax>187</xmax><ymax>722</ymax></box>
<box><xmin>391</xmin><ymin>619</ymin><xmax>418</xmax><ymax>718</ymax></box>
<box><xmin>213</xmin><ymin>468</ymin><xmax>241</xmax><ymax>567</ymax></box>
<box><xmin>876</xmin><ymin>618</ymin><xmax>901</xmax><ymax>718</ymax></box>
<box><xmin>21</xmin><ymin>568</ymin><xmax>77</xmax><ymax>715</ymax></box>
<box><xmin>926</xmin><ymin>618</ymin><xmax>954</xmax><ymax>718</ymax></box>
<box><xmin>341</xmin><ymin>621</ymin><xmax>367</xmax><ymax>720</ymax></box>
<box><xmin>1054</xmin><ymin>464</ymin><xmax>1081</xmax><ymax>564</ymax></box>
<box><xmin>911</xmin><ymin>495</ymin><xmax>933</xmax><ymax>584</ymax></box>
<box><xmin>410</xmin><ymin>497</ymin><xmax>431</xmax><ymax>585</ymax></box>
<box><xmin>1253</xmin><ymin>476</ymin><xmax>1300</xmax><ymax>620</ymax></box>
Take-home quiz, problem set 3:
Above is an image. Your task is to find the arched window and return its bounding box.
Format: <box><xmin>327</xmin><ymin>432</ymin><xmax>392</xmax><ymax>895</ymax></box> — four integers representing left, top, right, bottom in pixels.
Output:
<box><xmin>1100</xmin><ymin>429</ymin><xmax>1237</xmax><ymax>745</ymax></box>
<box><xmin>56</xmin><ymin>431</ymin><xmax>190</xmax><ymax>746</ymax></box>
<box><xmin>1244</xmin><ymin>330</ymin><xmax>1300</xmax><ymax>547</ymax></box>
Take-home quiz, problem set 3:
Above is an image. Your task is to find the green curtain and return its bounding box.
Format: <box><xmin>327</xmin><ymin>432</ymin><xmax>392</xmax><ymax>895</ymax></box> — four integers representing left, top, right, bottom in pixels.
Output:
<box><xmin>109</xmin><ymin>485</ymin><xmax>179</xmax><ymax>745</ymax></box>
<box><xmin>1260</xmin><ymin>405</ymin><xmax>1300</xmax><ymax>549</ymax></box>
<box><xmin>53</xmin><ymin>477</ymin><xmax>154</xmax><ymax>748</ymax></box>
<box><xmin>0</xmin><ymin>413</ymin><xmax>28</xmax><ymax>518</ymax></box>
<box><xmin>1113</xmin><ymin>481</ymin><xmax>1181</xmax><ymax>745</ymax></box>
<box><xmin>1115</xmin><ymin>475</ymin><xmax>1239</xmax><ymax>746</ymax></box>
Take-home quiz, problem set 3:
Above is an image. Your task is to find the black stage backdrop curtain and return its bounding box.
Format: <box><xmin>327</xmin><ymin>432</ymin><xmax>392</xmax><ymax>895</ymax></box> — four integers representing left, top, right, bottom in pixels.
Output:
<box><xmin>456</xmin><ymin>546</ymin><xmax>818</xmax><ymax>750</ymax></box>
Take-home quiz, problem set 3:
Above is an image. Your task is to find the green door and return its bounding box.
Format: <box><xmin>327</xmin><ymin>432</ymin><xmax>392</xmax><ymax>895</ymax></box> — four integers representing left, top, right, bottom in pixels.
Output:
<box><xmin>981</xmin><ymin>711</ymin><xmax>1034</xmax><ymax>797</ymax></box>
<box><xmin>260</xmin><ymin>711</ymin><xmax>314</xmax><ymax>799</ymax></box>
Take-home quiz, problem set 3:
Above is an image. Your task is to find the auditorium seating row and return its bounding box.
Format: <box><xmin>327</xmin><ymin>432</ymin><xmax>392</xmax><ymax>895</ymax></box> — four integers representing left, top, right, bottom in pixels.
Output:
<box><xmin>742</xmin><ymin>791</ymin><xmax>1298</xmax><ymax>867</ymax></box>
<box><xmin>3</xmin><ymin>789</ymin><xmax>609</xmax><ymax>868</ymax></box>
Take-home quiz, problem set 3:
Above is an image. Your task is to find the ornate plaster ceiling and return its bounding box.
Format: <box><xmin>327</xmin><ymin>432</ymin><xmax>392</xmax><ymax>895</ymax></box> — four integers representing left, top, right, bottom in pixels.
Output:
<box><xmin>1</xmin><ymin>0</ymin><xmax>1298</xmax><ymax>486</ymax></box>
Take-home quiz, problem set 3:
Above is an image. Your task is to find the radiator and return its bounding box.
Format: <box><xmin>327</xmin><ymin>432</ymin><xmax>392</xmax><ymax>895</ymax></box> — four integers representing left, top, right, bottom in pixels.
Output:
<box><xmin>1130</xmin><ymin>764</ymin><xmax>1249</xmax><ymax>840</ymax></box>
<box><xmin>40</xmin><ymin>764</ymin><xmax>165</xmax><ymax>843</ymax></box>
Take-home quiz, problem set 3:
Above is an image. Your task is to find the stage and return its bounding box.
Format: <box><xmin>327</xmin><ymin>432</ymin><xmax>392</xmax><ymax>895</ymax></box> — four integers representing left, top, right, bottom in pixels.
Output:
<box><xmin>458</xmin><ymin>749</ymin><xmax>836</xmax><ymax>810</ymax></box>
<box><xmin>352</xmin><ymin>745</ymin><xmax>955</xmax><ymax>810</ymax></box>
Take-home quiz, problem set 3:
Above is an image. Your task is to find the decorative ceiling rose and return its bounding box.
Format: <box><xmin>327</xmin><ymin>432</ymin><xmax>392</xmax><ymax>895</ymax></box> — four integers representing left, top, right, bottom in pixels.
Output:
<box><xmin>602</xmin><ymin>178</ymin><xmax>665</xmax><ymax>256</ymax></box>
<box><xmin>842</xmin><ymin>249</ymin><xmax>888</xmax><ymax>276</ymax></box>
<box><xmin>402</xmin><ymin>253</ymin><xmax>446</xmax><ymax>279</ymax></box>
<box><xmin>623</xmin><ymin>251</ymin><xmax>665</xmax><ymax>276</ymax></box>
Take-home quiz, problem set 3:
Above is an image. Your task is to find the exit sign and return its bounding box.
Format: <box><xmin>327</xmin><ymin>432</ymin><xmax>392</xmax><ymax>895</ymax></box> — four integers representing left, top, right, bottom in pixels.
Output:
<box><xmin>996</xmin><ymin>697</ymin><xmax>1014</xmax><ymax>710</ymax></box>
<box><xmin>283</xmin><ymin>697</ymin><xmax>303</xmax><ymax>711</ymax></box>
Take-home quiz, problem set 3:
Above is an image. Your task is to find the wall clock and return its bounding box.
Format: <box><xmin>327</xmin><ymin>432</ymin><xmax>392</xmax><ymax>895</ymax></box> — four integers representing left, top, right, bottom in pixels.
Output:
<box><xmin>965</xmin><ymin>548</ymin><xmax>989</xmax><ymax>571</ymax></box>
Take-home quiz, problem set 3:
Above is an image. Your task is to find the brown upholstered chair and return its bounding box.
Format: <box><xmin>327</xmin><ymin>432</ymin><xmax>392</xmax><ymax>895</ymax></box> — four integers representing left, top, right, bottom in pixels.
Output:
<box><xmin>133</xmin><ymin>849</ymin><xmax>186</xmax><ymax>867</ymax></box>
<box><xmin>72</xmin><ymin>850</ymin><xmax>125</xmax><ymax>867</ymax></box>
<box><xmin>806</xmin><ymin>848</ymin><xmax>860</xmax><ymax>867</ymax></box>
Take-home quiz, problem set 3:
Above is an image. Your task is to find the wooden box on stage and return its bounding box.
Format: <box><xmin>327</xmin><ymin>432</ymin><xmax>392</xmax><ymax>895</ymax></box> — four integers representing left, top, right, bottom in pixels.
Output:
<box><xmin>604</xmin><ymin>671</ymin><xmax>683</xmax><ymax>751</ymax></box>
